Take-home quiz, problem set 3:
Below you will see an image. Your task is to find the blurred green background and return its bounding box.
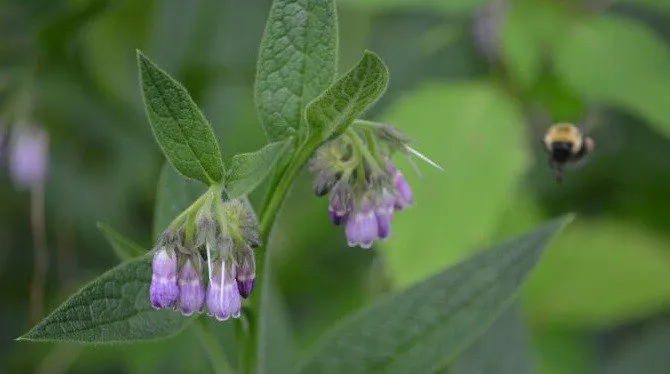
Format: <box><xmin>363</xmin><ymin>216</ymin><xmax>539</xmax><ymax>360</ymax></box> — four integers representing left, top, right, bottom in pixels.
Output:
<box><xmin>3</xmin><ymin>0</ymin><xmax>670</xmax><ymax>373</ymax></box>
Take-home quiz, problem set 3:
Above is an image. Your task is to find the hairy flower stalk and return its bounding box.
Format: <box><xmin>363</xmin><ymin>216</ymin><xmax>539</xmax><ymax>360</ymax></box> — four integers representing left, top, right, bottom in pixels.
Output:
<box><xmin>310</xmin><ymin>123</ymin><xmax>437</xmax><ymax>249</ymax></box>
<box><xmin>149</xmin><ymin>190</ymin><xmax>260</xmax><ymax>321</ymax></box>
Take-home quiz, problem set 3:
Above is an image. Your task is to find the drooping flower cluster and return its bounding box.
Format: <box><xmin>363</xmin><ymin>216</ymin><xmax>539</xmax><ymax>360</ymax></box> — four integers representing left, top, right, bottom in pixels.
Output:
<box><xmin>149</xmin><ymin>195</ymin><xmax>259</xmax><ymax>320</ymax></box>
<box><xmin>310</xmin><ymin>123</ymin><xmax>425</xmax><ymax>249</ymax></box>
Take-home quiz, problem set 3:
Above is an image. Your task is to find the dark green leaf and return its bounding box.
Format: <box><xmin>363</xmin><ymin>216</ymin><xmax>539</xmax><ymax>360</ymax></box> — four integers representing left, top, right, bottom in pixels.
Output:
<box><xmin>254</xmin><ymin>0</ymin><xmax>338</xmax><ymax>141</ymax></box>
<box><xmin>226</xmin><ymin>139</ymin><xmax>292</xmax><ymax>199</ymax></box>
<box><xmin>297</xmin><ymin>217</ymin><xmax>572</xmax><ymax>374</ymax></box>
<box><xmin>553</xmin><ymin>15</ymin><xmax>670</xmax><ymax>137</ymax></box>
<box><xmin>97</xmin><ymin>222</ymin><xmax>146</xmax><ymax>261</ymax></box>
<box><xmin>153</xmin><ymin>163</ymin><xmax>207</xmax><ymax>241</ymax></box>
<box><xmin>599</xmin><ymin>320</ymin><xmax>670</xmax><ymax>374</ymax></box>
<box><xmin>137</xmin><ymin>51</ymin><xmax>224</xmax><ymax>184</ymax></box>
<box><xmin>19</xmin><ymin>256</ymin><xmax>192</xmax><ymax>343</ymax></box>
<box><xmin>306</xmin><ymin>51</ymin><xmax>388</xmax><ymax>140</ymax></box>
<box><xmin>450</xmin><ymin>302</ymin><xmax>536</xmax><ymax>374</ymax></box>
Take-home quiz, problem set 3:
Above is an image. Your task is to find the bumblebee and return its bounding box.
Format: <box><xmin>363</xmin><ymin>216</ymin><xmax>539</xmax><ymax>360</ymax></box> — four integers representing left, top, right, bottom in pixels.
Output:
<box><xmin>543</xmin><ymin>123</ymin><xmax>594</xmax><ymax>183</ymax></box>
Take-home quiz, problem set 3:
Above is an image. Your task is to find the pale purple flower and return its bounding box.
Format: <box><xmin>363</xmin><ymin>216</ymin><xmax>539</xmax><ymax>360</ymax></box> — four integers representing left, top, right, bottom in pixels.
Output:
<box><xmin>206</xmin><ymin>263</ymin><xmax>241</xmax><ymax>321</ymax></box>
<box><xmin>345</xmin><ymin>198</ymin><xmax>379</xmax><ymax>249</ymax></box>
<box><xmin>375</xmin><ymin>190</ymin><xmax>396</xmax><ymax>240</ymax></box>
<box><xmin>150</xmin><ymin>248</ymin><xmax>179</xmax><ymax>309</ymax></box>
<box><xmin>9</xmin><ymin>126</ymin><xmax>49</xmax><ymax>189</ymax></box>
<box><xmin>393</xmin><ymin>169</ymin><xmax>413</xmax><ymax>210</ymax></box>
<box><xmin>177</xmin><ymin>258</ymin><xmax>205</xmax><ymax>316</ymax></box>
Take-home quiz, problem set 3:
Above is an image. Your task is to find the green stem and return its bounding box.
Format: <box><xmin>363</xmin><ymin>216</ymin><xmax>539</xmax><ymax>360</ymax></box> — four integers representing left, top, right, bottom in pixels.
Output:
<box><xmin>169</xmin><ymin>187</ymin><xmax>216</xmax><ymax>230</ymax></box>
<box><xmin>347</xmin><ymin>128</ymin><xmax>384</xmax><ymax>174</ymax></box>
<box><xmin>245</xmin><ymin>135</ymin><xmax>323</xmax><ymax>373</ymax></box>
<box><xmin>194</xmin><ymin>318</ymin><xmax>234</xmax><ymax>374</ymax></box>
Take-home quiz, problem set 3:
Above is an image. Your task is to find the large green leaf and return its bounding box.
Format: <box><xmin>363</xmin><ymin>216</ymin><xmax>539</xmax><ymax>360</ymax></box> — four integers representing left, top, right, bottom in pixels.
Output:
<box><xmin>524</xmin><ymin>219</ymin><xmax>670</xmax><ymax>327</ymax></box>
<box><xmin>338</xmin><ymin>0</ymin><xmax>490</xmax><ymax>13</ymax></box>
<box><xmin>226</xmin><ymin>139</ymin><xmax>292</xmax><ymax>199</ymax></box>
<box><xmin>306</xmin><ymin>51</ymin><xmax>389</xmax><ymax>140</ymax></box>
<box><xmin>381</xmin><ymin>82</ymin><xmax>530</xmax><ymax>286</ymax></box>
<box><xmin>296</xmin><ymin>217</ymin><xmax>571</xmax><ymax>374</ymax></box>
<box><xmin>599</xmin><ymin>320</ymin><xmax>670</xmax><ymax>374</ymax></box>
<box><xmin>553</xmin><ymin>15</ymin><xmax>670</xmax><ymax>138</ymax></box>
<box><xmin>254</xmin><ymin>0</ymin><xmax>338</xmax><ymax>141</ymax></box>
<box><xmin>98</xmin><ymin>222</ymin><xmax>146</xmax><ymax>261</ymax></box>
<box><xmin>450</xmin><ymin>303</ymin><xmax>536</xmax><ymax>374</ymax></box>
<box><xmin>153</xmin><ymin>163</ymin><xmax>207</xmax><ymax>240</ymax></box>
<box><xmin>137</xmin><ymin>51</ymin><xmax>224</xmax><ymax>185</ymax></box>
<box><xmin>19</xmin><ymin>256</ymin><xmax>192</xmax><ymax>343</ymax></box>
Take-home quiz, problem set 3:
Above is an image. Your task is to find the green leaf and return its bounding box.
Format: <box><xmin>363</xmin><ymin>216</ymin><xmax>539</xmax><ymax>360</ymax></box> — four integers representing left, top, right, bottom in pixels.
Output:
<box><xmin>137</xmin><ymin>51</ymin><xmax>224</xmax><ymax>184</ymax></box>
<box><xmin>296</xmin><ymin>217</ymin><xmax>572</xmax><ymax>374</ymax></box>
<box><xmin>226</xmin><ymin>139</ymin><xmax>292</xmax><ymax>199</ymax></box>
<box><xmin>306</xmin><ymin>51</ymin><xmax>389</xmax><ymax>140</ymax></box>
<box><xmin>450</xmin><ymin>303</ymin><xmax>536</xmax><ymax>374</ymax></box>
<box><xmin>501</xmin><ymin>0</ymin><xmax>567</xmax><ymax>90</ymax></box>
<box><xmin>381</xmin><ymin>82</ymin><xmax>530</xmax><ymax>287</ymax></box>
<box><xmin>524</xmin><ymin>219</ymin><xmax>670</xmax><ymax>327</ymax></box>
<box><xmin>534</xmin><ymin>329</ymin><xmax>594</xmax><ymax>374</ymax></box>
<box><xmin>254</xmin><ymin>0</ymin><xmax>338</xmax><ymax>141</ymax></box>
<box><xmin>97</xmin><ymin>222</ymin><xmax>146</xmax><ymax>261</ymax></box>
<box><xmin>338</xmin><ymin>0</ymin><xmax>490</xmax><ymax>13</ymax></box>
<box><xmin>599</xmin><ymin>319</ymin><xmax>670</xmax><ymax>374</ymax></box>
<box><xmin>19</xmin><ymin>256</ymin><xmax>192</xmax><ymax>343</ymax></box>
<box><xmin>553</xmin><ymin>15</ymin><xmax>670</xmax><ymax>137</ymax></box>
<box><xmin>153</xmin><ymin>163</ymin><xmax>207</xmax><ymax>241</ymax></box>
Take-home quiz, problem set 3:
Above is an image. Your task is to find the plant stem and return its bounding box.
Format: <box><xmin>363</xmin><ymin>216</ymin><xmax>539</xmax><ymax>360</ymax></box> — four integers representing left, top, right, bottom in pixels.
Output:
<box><xmin>169</xmin><ymin>187</ymin><xmax>215</xmax><ymax>230</ymax></box>
<box><xmin>194</xmin><ymin>318</ymin><xmax>233</xmax><ymax>374</ymax></box>
<box><xmin>245</xmin><ymin>135</ymin><xmax>322</xmax><ymax>373</ymax></box>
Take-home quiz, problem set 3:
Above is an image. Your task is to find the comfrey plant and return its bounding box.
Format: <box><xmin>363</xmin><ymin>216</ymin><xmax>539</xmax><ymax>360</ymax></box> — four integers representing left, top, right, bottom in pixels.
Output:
<box><xmin>20</xmin><ymin>1</ymin><xmax>570</xmax><ymax>373</ymax></box>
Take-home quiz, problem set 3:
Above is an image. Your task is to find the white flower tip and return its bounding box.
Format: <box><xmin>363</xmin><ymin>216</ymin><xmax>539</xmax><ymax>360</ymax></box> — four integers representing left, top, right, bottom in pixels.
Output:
<box><xmin>404</xmin><ymin>145</ymin><xmax>444</xmax><ymax>172</ymax></box>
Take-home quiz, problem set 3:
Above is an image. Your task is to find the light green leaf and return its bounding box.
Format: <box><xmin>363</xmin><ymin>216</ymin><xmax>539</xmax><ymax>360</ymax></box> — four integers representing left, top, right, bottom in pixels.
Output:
<box><xmin>226</xmin><ymin>139</ymin><xmax>292</xmax><ymax>199</ymax></box>
<box><xmin>338</xmin><ymin>0</ymin><xmax>490</xmax><ymax>13</ymax></box>
<box><xmin>524</xmin><ymin>219</ymin><xmax>670</xmax><ymax>327</ymax></box>
<box><xmin>153</xmin><ymin>163</ymin><xmax>207</xmax><ymax>241</ymax></box>
<box><xmin>19</xmin><ymin>256</ymin><xmax>192</xmax><ymax>343</ymax></box>
<box><xmin>306</xmin><ymin>51</ymin><xmax>389</xmax><ymax>140</ymax></box>
<box><xmin>296</xmin><ymin>217</ymin><xmax>571</xmax><ymax>374</ymax></box>
<box><xmin>450</xmin><ymin>303</ymin><xmax>536</xmax><ymax>374</ymax></box>
<box><xmin>97</xmin><ymin>222</ymin><xmax>146</xmax><ymax>261</ymax></box>
<box><xmin>553</xmin><ymin>15</ymin><xmax>670</xmax><ymax>137</ymax></box>
<box><xmin>137</xmin><ymin>51</ymin><xmax>224</xmax><ymax>185</ymax></box>
<box><xmin>534</xmin><ymin>329</ymin><xmax>594</xmax><ymax>374</ymax></box>
<box><xmin>254</xmin><ymin>0</ymin><xmax>338</xmax><ymax>141</ymax></box>
<box><xmin>501</xmin><ymin>0</ymin><xmax>567</xmax><ymax>90</ymax></box>
<box><xmin>381</xmin><ymin>82</ymin><xmax>530</xmax><ymax>287</ymax></box>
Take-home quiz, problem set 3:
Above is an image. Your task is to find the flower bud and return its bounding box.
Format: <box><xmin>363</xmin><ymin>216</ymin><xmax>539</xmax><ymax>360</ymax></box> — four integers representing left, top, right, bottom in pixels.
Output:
<box><xmin>150</xmin><ymin>247</ymin><xmax>179</xmax><ymax>309</ymax></box>
<box><xmin>393</xmin><ymin>169</ymin><xmax>413</xmax><ymax>210</ymax></box>
<box><xmin>178</xmin><ymin>258</ymin><xmax>205</xmax><ymax>316</ymax></box>
<box><xmin>206</xmin><ymin>263</ymin><xmax>241</xmax><ymax>320</ymax></box>
<box><xmin>375</xmin><ymin>190</ymin><xmax>396</xmax><ymax>240</ymax></box>
<box><xmin>345</xmin><ymin>198</ymin><xmax>379</xmax><ymax>249</ymax></box>
<box><xmin>235</xmin><ymin>247</ymin><xmax>256</xmax><ymax>299</ymax></box>
<box><xmin>9</xmin><ymin>126</ymin><xmax>49</xmax><ymax>189</ymax></box>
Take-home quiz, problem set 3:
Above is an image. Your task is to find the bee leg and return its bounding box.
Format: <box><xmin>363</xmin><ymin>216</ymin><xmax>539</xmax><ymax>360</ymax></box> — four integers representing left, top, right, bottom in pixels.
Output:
<box><xmin>554</xmin><ymin>165</ymin><xmax>564</xmax><ymax>184</ymax></box>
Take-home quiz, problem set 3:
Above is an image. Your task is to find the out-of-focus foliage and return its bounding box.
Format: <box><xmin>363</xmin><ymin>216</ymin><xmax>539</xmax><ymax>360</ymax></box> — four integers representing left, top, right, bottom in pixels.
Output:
<box><xmin>3</xmin><ymin>0</ymin><xmax>670</xmax><ymax>373</ymax></box>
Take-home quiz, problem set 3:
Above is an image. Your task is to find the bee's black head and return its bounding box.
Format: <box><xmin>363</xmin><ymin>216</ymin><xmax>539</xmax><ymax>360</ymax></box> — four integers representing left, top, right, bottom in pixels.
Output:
<box><xmin>551</xmin><ymin>141</ymin><xmax>573</xmax><ymax>163</ymax></box>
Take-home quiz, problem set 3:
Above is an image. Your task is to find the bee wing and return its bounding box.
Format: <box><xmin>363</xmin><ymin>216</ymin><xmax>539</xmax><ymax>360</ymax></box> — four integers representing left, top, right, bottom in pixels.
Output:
<box><xmin>524</xmin><ymin>101</ymin><xmax>553</xmax><ymax>151</ymax></box>
<box><xmin>579</xmin><ymin>103</ymin><xmax>603</xmax><ymax>135</ymax></box>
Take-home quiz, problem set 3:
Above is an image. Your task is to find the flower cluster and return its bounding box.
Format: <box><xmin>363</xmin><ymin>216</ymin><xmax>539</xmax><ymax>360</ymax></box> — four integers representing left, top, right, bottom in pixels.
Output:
<box><xmin>309</xmin><ymin>123</ymin><xmax>419</xmax><ymax>249</ymax></box>
<box><xmin>150</xmin><ymin>195</ymin><xmax>259</xmax><ymax>320</ymax></box>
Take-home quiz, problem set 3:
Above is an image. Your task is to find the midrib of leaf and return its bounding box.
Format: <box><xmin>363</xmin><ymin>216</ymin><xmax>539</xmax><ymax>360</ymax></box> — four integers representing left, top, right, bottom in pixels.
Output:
<box><xmin>144</xmin><ymin>63</ymin><xmax>216</xmax><ymax>184</ymax></box>
<box><xmin>296</xmin><ymin>0</ymin><xmax>315</xmax><ymax>127</ymax></box>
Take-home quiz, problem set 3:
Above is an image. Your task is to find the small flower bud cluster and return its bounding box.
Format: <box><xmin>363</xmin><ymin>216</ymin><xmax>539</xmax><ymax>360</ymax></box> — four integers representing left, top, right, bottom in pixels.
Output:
<box><xmin>310</xmin><ymin>125</ymin><xmax>416</xmax><ymax>249</ymax></box>
<box><xmin>149</xmin><ymin>195</ymin><xmax>260</xmax><ymax>321</ymax></box>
